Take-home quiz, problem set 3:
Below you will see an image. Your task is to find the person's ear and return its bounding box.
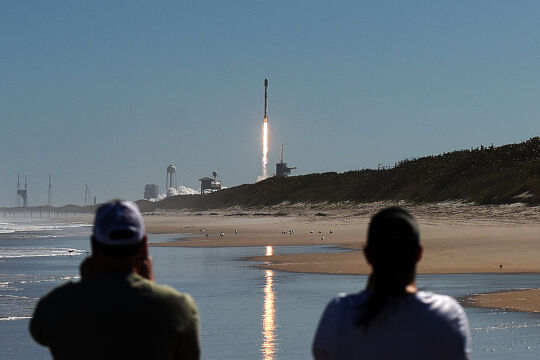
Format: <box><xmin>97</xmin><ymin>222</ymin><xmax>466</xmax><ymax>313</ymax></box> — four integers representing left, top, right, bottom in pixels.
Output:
<box><xmin>139</xmin><ymin>235</ymin><xmax>149</xmax><ymax>258</ymax></box>
<box><xmin>364</xmin><ymin>246</ymin><xmax>372</xmax><ymax>265</ymax></box>
<box><xmin>416</xmin><ymin>245</ymin><xmax>423</xmax><ymax>263</ymax></box>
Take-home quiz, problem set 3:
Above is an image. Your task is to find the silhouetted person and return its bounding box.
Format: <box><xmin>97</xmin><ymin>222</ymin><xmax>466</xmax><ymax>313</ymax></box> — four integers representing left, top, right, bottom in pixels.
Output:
<box><xmin>313</xmin><ymin>207</ymin><xmax>471</xmax><ymax>359</ymax></box>
<box><xmin>30</xmin><ymin>201</ymin><xmax>200</xmax><ymax>359</ymax></box>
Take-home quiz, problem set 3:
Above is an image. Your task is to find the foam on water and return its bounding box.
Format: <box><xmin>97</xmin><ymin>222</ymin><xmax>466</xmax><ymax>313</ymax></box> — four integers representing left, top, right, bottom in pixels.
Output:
<box><xmin>0</xmin><ymin>221</ymin><xmax>89</xmax><ymax>234</ymax></box>
<box><xmin>0</xmin><ymin>274</ymin><xmax>81</xmax><ymax>324</ymax></box>
<box><xmin>0</xmin><ymin>316</ymin><xmax>32</xmax><ymax>321</ymax></box>
<box><xmin>0</xmin><ymin>247</ymin><xmax>85</xmax><ymax>259</ymax></box>
<box><xmin>473</xmin><ymin>322</ymin><xmax>540</xmax><ymax>331</ymax></box>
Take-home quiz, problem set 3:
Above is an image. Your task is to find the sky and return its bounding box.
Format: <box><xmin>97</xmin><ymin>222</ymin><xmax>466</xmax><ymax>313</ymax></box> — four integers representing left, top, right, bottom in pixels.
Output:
<box><xmin>1</xmin><ymin>1</ymin><xmax>539</xmax><ymax>206</ymax></box>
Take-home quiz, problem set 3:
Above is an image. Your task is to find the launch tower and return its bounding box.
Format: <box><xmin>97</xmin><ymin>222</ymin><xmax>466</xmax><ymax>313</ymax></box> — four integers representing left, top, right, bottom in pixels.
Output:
<box><xmin>276</xmin><ymin>144</ymin><xmax>296</xmax><ymax>177</ymax></box>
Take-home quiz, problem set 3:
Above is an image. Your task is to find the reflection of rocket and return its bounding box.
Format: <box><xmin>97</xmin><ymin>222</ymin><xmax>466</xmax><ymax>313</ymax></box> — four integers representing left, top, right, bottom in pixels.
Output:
<box><xmin>264</xmin><ymin>78</ymin><xmax>268</xmax><ymax>122</ymax></box>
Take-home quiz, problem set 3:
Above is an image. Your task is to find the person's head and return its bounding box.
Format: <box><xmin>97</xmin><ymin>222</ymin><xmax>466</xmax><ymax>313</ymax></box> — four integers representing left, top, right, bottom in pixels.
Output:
<box><xmin>358</xmin><ymin>207</ymin><xmax>423</xmax><ymax>328</ymax></box>
<box><xmin>364</xmin><ymin>207</ymin><xmax>422</xmax><ymax>292</ymax></box>
<box><xmin>91</xmin><ymin>200</ymin><xmax>147</xmax><ymax>261</ymax></box>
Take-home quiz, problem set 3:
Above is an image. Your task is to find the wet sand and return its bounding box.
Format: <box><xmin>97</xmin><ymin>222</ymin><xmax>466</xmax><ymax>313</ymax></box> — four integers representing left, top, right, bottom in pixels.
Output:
<box><xmin>146</xmin><ymin>202</ymin><xmax>540</xmax><ymax>312</ymax></box>
<box><xmin>465</xmin><ymin>289</ymin><xmax>540</xmax><ymax>313</ymax></box>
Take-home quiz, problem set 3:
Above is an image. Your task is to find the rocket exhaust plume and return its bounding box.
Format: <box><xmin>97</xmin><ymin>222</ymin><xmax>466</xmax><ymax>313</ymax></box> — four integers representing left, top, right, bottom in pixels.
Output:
<box><xmin>259</xmin><ymin>78</ymin><xmax>269</xmax><ymax>180</ymax></box>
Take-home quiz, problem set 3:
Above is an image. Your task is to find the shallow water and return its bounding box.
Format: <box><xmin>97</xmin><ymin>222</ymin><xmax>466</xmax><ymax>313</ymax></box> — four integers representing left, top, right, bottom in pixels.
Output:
<box><xmin>0</xmin><ymin>219</ymin><xmax>538</xmax><ymax>359</ymax></box>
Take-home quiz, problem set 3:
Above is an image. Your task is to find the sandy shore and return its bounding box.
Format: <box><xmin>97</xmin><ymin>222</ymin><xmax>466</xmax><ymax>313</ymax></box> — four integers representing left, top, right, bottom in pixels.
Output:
<box><xmin>145</xmin><ymin>202</ymin><xmax>540</xmax><ymax>312</ymax></box>
<box><xmin>147</xmin><ymin>202</ymin><xmax>540</xmax><ymax>275</ymax></box>
<box><xmin>464</xmin><ymin>289</ymin><xmax>540</xmax><ymax>313</ymax></box>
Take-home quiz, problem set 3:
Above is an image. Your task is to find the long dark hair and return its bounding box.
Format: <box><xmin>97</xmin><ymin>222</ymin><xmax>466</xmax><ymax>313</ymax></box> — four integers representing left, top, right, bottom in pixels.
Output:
<box><xmin>357</xmin><ymin>207</ymin><xmax>420</xmax><ymax>329</ymax></box>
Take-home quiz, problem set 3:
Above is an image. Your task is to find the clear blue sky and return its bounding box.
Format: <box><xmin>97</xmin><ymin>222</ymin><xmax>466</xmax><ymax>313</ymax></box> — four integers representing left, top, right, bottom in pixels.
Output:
<box><xmin>1</xmin><ymin>1</ymin><xmax>539</xmax><ymax>206</ymax></box>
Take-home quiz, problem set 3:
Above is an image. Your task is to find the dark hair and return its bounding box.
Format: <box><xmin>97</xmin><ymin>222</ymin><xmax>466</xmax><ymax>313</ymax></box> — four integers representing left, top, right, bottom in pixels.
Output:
<box><xmin>357</xmin><ymin>207</ymin><xmax>420</xmax><ymax>329</ymax></box>
<box><xmin>92</xmin><ymin>230</ymin><xmax>143</xmax><ymax>259</ymax></box>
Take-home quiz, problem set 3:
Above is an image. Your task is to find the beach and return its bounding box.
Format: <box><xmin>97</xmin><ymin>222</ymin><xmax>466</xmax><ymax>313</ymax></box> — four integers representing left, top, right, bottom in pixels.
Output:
<box><xmin>465</xmin><ymin>289</ymin><xmax>540</xmax><ymax>313</ymax></box>
<box><xmin>2</xmin><ymin>204</ymin><xmax>539</xmax><ymax>359</ymax></box>
<box><xmin>146</xmin><ymin>202</ymin><xmax>540</xmax><ymax>312</ymax></box>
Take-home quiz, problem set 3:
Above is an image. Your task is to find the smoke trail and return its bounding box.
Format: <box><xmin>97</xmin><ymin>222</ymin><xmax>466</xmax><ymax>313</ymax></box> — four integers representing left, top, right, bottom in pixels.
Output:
<box><xmin>262</xmin><ymin>120</ymin><xmax>269</xmax><ymax>177</ymax></box>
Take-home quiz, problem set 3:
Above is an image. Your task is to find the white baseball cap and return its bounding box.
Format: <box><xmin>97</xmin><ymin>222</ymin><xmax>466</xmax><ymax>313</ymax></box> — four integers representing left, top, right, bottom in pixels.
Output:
<box><xmin>93</xmin><ymin>201</ymin><xmax>145</xmax><ymax>246</ymax></box>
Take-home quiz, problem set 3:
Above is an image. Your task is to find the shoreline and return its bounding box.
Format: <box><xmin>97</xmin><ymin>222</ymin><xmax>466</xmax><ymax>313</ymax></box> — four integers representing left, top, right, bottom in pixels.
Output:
<box><xmin>147</xmin><ymin>203</ymin><xmax>540</xmax><ymax>276</ymax></box>
<box><xmin>47</xmin><ymin>202</ymin><xmax>540</xmax><ymax>312</ymax></box>
<box><xmin>463</xmin><ymin>289</ymin><xmax>540</xmax><ymax>313</ymax></box>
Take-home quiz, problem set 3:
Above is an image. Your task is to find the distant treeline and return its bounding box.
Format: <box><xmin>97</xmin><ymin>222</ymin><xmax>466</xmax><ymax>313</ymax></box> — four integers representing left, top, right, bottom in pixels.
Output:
<box><xmin>138</xmin><ymin>137</ymin><xmax>540</xmax><ymax>211</ymax></box>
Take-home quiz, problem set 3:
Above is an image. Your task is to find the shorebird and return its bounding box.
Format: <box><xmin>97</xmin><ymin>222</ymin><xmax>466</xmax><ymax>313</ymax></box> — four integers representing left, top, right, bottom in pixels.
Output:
<box><xmin>205</xmin><ymin>233</ymin><xmax>209</xmax><ymax>237</ymax></box>
<box><xmin>310</xmin><ymin>230</ymin><xmax>314</xmax><ymax>234</ymax></box>
<box><xmin>220</xmin><ymin>232</ymin><xmax>224</xmax><ymax>237</ymax></box>
<box><xmin>329</xmin><ymin>230</ymin><xmax>333</xmax><ymax>234</ymax></box>
<box><xmin>234</xmin><ymin>229</ymin><xmax>238</xmax><ymax>234</ymax></box>
<box><xmin>321</xmin><ymin>236</ymin><xmax>325</xmax><ymax>241</ymax></box>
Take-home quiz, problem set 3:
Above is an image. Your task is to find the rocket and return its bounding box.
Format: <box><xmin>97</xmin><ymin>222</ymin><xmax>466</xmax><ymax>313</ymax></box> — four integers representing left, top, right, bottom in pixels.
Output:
<box><xmin>264</xmin><ymin>78</ymin><xmax>268</xmax><ymax>122</ymax></box>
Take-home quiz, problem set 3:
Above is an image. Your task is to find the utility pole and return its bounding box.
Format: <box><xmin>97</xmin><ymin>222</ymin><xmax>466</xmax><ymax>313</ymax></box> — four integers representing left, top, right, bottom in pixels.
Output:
<box><xmin>48</xmin><ymin>174</ymin><xmax>52</xmax><ymax>218</ymax></box>
<box><xmin>48</xmin><ymin>174</ymin><xmax>52</xmax><ymax>207</ymax></box>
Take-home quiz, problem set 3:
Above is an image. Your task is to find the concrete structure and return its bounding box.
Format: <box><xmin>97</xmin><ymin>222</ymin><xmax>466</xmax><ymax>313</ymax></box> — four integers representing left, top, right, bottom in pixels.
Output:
<box><xmin>199</xmin><ymin>171</ymin><xmax>222</xmax><ymax>194</ymax></box>
<box><xmin>17</xmin><ymin>174</ymin><xmax>28</xmax><ymax>207</ymax></box>
<box><xmin>144</xmin><ymin>184</ymin><xmax>159</xmax><ymax>200</ymax></box>
<box><xmin>276</xmin><ymin>144</ymin><xmax>296</xmax><ymax>177</ymax></box>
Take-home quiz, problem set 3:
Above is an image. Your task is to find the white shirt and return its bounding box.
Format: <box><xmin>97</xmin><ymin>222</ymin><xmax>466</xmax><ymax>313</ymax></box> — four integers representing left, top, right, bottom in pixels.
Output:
<box><xmin>313</xmin><ymin>290</ymin><xmax>471</xmax><ymax>360</ymax></box>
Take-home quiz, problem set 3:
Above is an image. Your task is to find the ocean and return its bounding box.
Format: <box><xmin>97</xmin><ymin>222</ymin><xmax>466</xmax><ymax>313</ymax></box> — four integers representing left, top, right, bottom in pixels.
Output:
<box><xmin>0</xmin><ymin>218</ymin><xmax>539</xmax><ymax>359</ymax></box>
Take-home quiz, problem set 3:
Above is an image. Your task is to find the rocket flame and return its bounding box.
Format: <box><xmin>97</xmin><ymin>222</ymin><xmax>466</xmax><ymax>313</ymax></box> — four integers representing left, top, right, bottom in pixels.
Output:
<box><xmin>262</xmin><ymin>120</ymin><xmax>269</xmax><ymax>177</ymax></box>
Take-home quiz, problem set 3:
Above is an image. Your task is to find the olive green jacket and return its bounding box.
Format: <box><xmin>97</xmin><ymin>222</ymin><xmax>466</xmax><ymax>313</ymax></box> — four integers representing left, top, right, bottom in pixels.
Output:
<box><xmin>30</xmin><ymin>273</ymin><xmax>200</xmax><ymax>360</ymax></box>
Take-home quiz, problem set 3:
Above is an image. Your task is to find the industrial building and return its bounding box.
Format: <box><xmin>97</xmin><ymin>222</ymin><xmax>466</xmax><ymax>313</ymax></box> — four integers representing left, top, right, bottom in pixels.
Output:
<box><xmin>144</xmin><ymin>184</ymin><xmax>159</xmax><ymax>200</ymax></box>
<box><xmin>276</xmin><ymin>144</ymin><xmax>296</xmax><ymax>177</ymax></box>
<box><xmin>199</xmin><ymin>171</ymin><xmax>222</xmax><ymax>194</ymax></box>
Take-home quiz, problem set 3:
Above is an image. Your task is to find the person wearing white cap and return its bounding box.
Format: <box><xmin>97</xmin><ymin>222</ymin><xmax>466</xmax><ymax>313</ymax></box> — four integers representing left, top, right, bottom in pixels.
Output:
<box><xmin>30</xmin><ymin>201</ymin><xmax>200</xmax><ymax>360</ymax></box>
<box><xmin>313</xmin><ymin>207</ymin><xmax>471</xmax><ymax>360</ymax></box>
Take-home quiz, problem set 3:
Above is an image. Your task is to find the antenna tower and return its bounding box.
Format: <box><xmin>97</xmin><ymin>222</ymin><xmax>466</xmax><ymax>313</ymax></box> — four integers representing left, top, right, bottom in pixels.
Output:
<box><xmin>17</xmin><ymin>173</ymin><xmax>20</xmax><ymax>207</ymax></box>
<box><xmin>48</xmin><ymin>174</ymin><xmax>52</xmax><ymax>207</ymax></box>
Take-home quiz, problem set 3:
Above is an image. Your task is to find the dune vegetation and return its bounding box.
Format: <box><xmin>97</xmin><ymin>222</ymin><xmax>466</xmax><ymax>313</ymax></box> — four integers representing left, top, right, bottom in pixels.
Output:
<box><xmin>138</xmin><ymin>137</ymin><xmax>540</xmax><ymax>211</ymax></box>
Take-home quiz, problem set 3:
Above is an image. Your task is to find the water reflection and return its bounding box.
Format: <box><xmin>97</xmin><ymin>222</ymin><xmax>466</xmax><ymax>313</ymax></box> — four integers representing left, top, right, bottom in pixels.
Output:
<box><xmin>262</xmin><ymin>269</ymin><xmax>277</xmax><ymax>359</ymax></box>
<box><xmin>266</xmin><ymin>246</ymin><xmax>273</xmax><ymax>256</ymax></box>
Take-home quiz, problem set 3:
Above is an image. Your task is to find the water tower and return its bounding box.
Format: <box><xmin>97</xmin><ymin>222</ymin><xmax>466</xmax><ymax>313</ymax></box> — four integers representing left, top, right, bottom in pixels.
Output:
<box><xmin>166</xmin><ymin>165</ymin><xmax>176</xmax><ymax>195</ymax></box>
<box><xmin>16</xmin><ymin>173</ymin><xmax>28</xmax><ymax>207</ymax></box>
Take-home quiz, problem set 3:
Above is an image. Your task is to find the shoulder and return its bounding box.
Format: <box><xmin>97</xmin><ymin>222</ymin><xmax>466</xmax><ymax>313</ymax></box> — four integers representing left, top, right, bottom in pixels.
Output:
<box><xmin>329</xmin><ymin>290</ymin><xmax>370</xmax><ymax>309</ymax></box>
<box><xmin>415</xmin><ymin>291</ymin><xmax>471</xmax><ymax>353</ymax></box>
<box><xmin>30</xmin><ymin>280</ymin><xmax>79</xmax><ymax>345</ymax></box>
<box><xmin>415</xmin><ymin>291</ymin><xmax>467</xmax><ymax>320</ymax></box>
<box><xmin>129</xmin><ymin>274</ymin><xmax>199</xmax><ymax>315</ymax></box>
<box><xmin>317</xmin><ymin>291</ymin><xmax>368</xmax><ymax>329</ymax></box>
<box><xmin>414</xmin><ymin>291</ymin><xmax>469</xmax><ymax>329</ymax></box>
<box><xmin>313</xmin><ymin>291</ymin><xmax>367</xmax><ymax>357</ymax></box>
<box><xmin>35</xmin><ymin>280</ymin><xmax>80</xmax><ymax>307</ymax></box>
